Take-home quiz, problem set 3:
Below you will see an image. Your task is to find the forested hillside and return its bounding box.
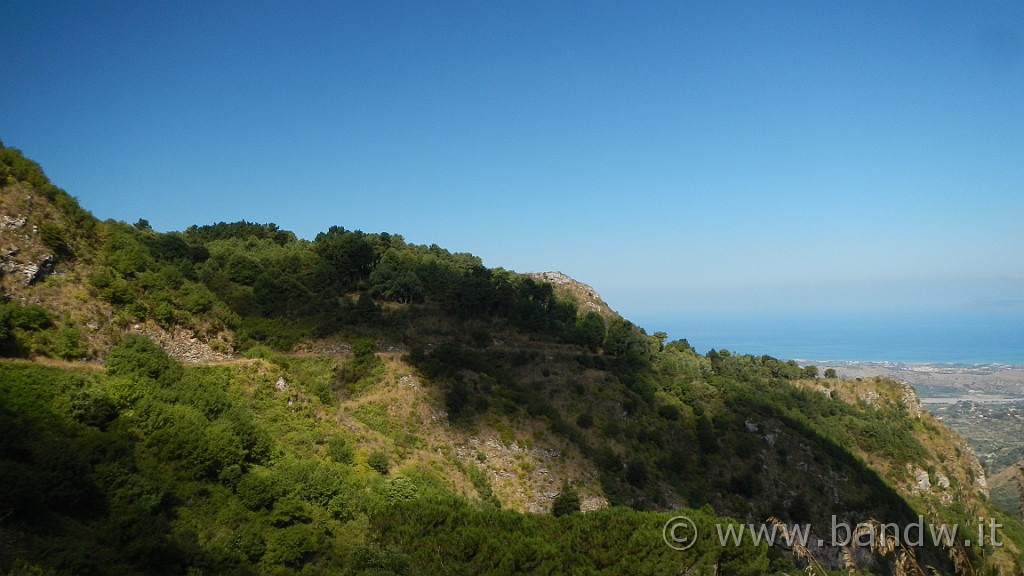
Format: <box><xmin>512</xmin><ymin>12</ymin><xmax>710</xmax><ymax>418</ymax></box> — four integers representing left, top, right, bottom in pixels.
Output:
<box><xmin>2</xmin><ymin>141</ymin><xmax>1022</xmax><ymax>575</ymax></box>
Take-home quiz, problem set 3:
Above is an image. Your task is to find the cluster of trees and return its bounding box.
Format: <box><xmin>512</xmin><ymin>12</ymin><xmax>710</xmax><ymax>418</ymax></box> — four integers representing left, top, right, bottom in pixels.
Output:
<box><xmin>371</xmin><ymin>501</ymin><xmax>771</xmax><ymax>575</ymax></box>
<box><xmin>0</xmin><ymin>336</ymin><xmax>409</xmax><ymax>574</ymax></box>
<box><xmin>4</xmin><ymin>142</ymin><xmax>1020</xmax><ymax>574</ymax></box>
<box><xmin>0</xmin><ymin>299</ymin><xmax>86</xmax><ymax>359</ymax></box>
<box><xmin>706</xmin><ymin>348</ymin><xmax>820</xmax><ymax>382</ymax></box>
<box><xmin>0</xmin><ymin>336</ymin><xmax>782</xmax><ymax>575</ymax></box>
<box><xmin>0</xmin><ymin>142</ymin><xmax>694</xmax><ymax>369</ymax></box>
<box><xmin>4</xmin><ymin>141</ymin><xmax>617</xmax><ymax>356</ymax></box>
<box><xmin>75</xmin><ymin>217</ymin><xmax>614</xmax><ymax>351</ymax></box>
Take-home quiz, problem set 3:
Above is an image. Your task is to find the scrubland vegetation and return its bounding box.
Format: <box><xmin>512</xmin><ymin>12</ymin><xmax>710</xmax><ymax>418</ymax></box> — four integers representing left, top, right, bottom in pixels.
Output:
<box><xmin>2</xmin><ymin>141</ymin><xmax>1023</xmax><ymax>574</ymax></box>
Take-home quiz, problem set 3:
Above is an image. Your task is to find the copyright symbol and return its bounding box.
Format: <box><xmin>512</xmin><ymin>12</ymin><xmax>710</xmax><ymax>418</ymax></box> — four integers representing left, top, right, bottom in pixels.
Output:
<box><xmin>663</xmin><ymin>516</ymin><xmax>698</xmax><ymax>551</ymax></box>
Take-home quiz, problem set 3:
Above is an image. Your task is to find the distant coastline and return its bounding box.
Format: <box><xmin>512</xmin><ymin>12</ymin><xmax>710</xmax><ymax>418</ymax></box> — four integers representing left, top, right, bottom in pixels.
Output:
<box><xmin>636</xmin><ymin>308</ymin><xmax>1024</xmax><ymax>367</ymax></box>
<box><xmin>797</xmin><ymin>360</ymin><xmax>1024</xmax><ymax>400</ymax></box>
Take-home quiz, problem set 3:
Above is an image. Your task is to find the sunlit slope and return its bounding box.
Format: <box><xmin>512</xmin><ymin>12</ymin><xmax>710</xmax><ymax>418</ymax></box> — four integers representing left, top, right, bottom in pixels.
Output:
<box><xmin>2</xmin><ymin>140</ymin><xmax>1022</xmax><ymax>574</ymax></box>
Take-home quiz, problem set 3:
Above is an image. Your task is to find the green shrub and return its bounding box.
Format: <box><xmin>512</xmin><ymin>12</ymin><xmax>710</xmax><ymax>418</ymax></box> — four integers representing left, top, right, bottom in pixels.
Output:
<box><xmin>153</xmin><ymin>301</ymin><xmax>177</xmax><ymax>329</ymax></box>
<box><xmin>39</xmin><ymin>222</ymin><xmax>73</xmax><ymax>258</ymax></box>
<box><xmin>270</xmin><ymin>494</ymin><xmax>312</xmax><ymax>527</ymax></box>
<box><xmin>337</xmin><ymin>338</ymin><xmax>384</xmax><ymax>394</ymax></box>
<box><xmin>226</xmin><ymin>524</ymin><xmax>266</xmax><ymax>562</ymax></box>
<box><xmin>368</xmin><ymin>451</ymin><xmax>390</xmax><ymax>475</ymax></box>
<box><xmin>106</xmin><ymin>375</ymin><xmax>146</xmax><ymax>408</ymax></box>
<box><xmin>383</xmin><ymin>475</ymin><xmax>419</xmax><ymax>505</ymax></box>
<box><xmin>327</xmin><ymin>434</ymin><xmax>355</xmax><ymax>464</ymax></box>
<box><xmin>68</xmin><ymin>386</ymin><xmax>117</xmax><ymax>429</ymax></box>
<box><xmin>181</xmin><ymin>282</ymin><xmax>218</xmax><ymax>313</ymax></box>
<box><xmin>105</xmin><ymin>335</ymin><xmax>179</xmax><ymax>382</ymax></box>
<box><xmin>261</xmin><ymin>524</ymin><xmax>316</xmax><ymax>568</ymax></box>
<box><xmin>551</xmin><ymin>481</ymin><xmax>580</xmax><ymax>517</ymax></box>
<box><xmin>576</xmin><ymin>412</ymin><xmax>594</xmax><ymax>429</ymax></box>
<box><xmin>237</xmin><ymin>467</ymin><xmax>285</xmax><ymax>510</ymax></box>
<box><xmin>353</xmin><ymin>401</ymin><xmax>393</xmax><ymax>435</ymax></box>
<box><xmin>48</xmin><ymin>326</ymin><xmax>86</xmax><ymax>359</ymax></box>
<box><xmin>344</xmin><ymin>544</ymin><xmax>418</xmax><ymax>576</ymax></box>
<box><xmin>4</xmin><ymin>302</ymin><xmax>52</xmax><ymax>331</ymax></box>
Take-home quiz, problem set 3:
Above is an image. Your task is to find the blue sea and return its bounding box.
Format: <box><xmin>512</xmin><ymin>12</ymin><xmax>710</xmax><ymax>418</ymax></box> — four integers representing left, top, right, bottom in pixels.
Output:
<box><xmin>631</xmin><ymin>309</ymin><xmax>1024</xmax><ymax>365</ymax></box>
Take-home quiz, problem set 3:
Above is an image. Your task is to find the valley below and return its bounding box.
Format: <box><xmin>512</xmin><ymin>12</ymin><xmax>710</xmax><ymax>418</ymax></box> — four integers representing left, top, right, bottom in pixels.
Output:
<box><xmin>807</xmin><ymin>360</ymin><xmax>1024</xmax><ymax>400</ymax></box>
<box><xmin>811</xmin><ymin>360</ymin><xmax>1024</xmax><ymax>516</ymax></box>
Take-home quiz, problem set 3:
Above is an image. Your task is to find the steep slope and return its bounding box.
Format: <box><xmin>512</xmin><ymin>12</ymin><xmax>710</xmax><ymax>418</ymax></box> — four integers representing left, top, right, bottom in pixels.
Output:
<box><xmin>989</xmin><ymin>461</ymin><xmax>1024</xmax><ymax>519</ymax></box>
<box><xmin>526</xmin><ymin>271</ymin><xmax>617</xmax><ymax>321</ymax></box>
<box><xmin>2</xmin><ymin>141</ymin><xmax>1023</xmax><ymax>575</ymax></box>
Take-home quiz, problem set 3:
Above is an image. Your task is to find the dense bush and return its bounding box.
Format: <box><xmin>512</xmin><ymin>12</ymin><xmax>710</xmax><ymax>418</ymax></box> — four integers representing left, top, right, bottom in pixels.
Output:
<box><xmin>105</xmin><ymin>334</ymin><xmax>180</xmax><ymax>382</ymax></box>
<box><xmin>551</xmin><ymin>481</ymin><xmax>580</xmax><ymax>517</ymax></box>
<box><xmin>368</xmin><ymin>451</ymin><xmax>390</xmax><ymax>475</ymax></box>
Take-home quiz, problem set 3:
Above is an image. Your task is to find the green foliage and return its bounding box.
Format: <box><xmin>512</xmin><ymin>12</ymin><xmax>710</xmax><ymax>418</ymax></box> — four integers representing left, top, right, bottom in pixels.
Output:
<box><xmin>706</xmin><ymin>349</ymin><xmax>811</xmax><ymax>382</ymax></box>
<box><xmin>261</xmin><ymin>524</ymin><xmax>317</xmax><ymax>567</ymax></box>
<box><xmin>344</xmin><ymin>544</ymin><xmax>419</xmax><ymax>576</ymax></box>
<box><xmin>3</xmin><ymin>142</ymin><xmax>1023</xmax><ymax>574</ymax></box>
<box><xmin>462</xmin><ymin>461</ymin><xmax>501</xmax><ymax>509</ymax></box>
<box><xmin>370</xmin><ymin>502</ymin><xmax>769</xmax><ymax>575</ymax></box>
<box><xmin>1</xmin><ymin>313</ymin><xmax>1019</xmax><ymax>574</ymax></box>
<box><xmin>314</xmin><ymin>226</ymin><xmax>376</xmax><ymax>293</ymax></box>
<box><xmin>0</xmin><ymin>301</ymin><xmax>51</xmax><ymax>333</ymax></box>
<box><xmin>369</xmin><ymin>249</ymin><xmax>424</xmax><ymax>303</ymax></box>
<box><xmin>696</xmin><ymin>413</ymin><xmax>718</xmax><ymax>453</ymax></box>
<box><xmin>0</xmin><ymin>143</ymin><xmax>98</xmax><ymax>239</ymax></box>
<box><xmin>327</xmin><ymin>434</ymin><xmax>355</xmax><ymax>464</ymax></box>
<box><xmin>353</xmin><ymin>401</ymin><xmax>394</xmax><ymax>437</ymax></box>
<box><xmin>47</xmin><ymin>326</ymin><xmax>87</xmax><ymax>359</ymax></box>
<box><xmin>105</xmin><ymin>334</ymin><xmax>180</xmax><ymax>383</ymax></box>
<box><xmin>68</xmin><ymin>384</ymin><xmax>117</xmax><ymax>429</ymax></box>
<box><xmin>184</xmin><ymin>220</ymin><xmax>297</xmax><ymax>246</ymax></box>
<box><xmin>38</xmin><ymin>221</ymin><xmax>73</xmax><ymax>258</ymax></box>
<box><xmin>576</xmin><ymin>411</ymin><xmax>594</xmax><ymax>429</ymax></box>
<box><xmin>237</xmin><ymin>467</ymin><xmax>286</xmax><ymax>510</ymax></box>
<box><xmin>383</xmin><ymin>475</ymin><xmax>419</xmax><ymax>505</ymax></box>
<box><xmin>551</xmin><ymin>481</ymin><xmax>581</xmax><ymax>517</ymax></box>
<box><xmin>103</xmin><ymin>227</ymin><xmax>156</xmax><ymax>277</ymax></box>
<box><xmin>0</xmin><ymin>300</ymin><xmax>54</xmax><ymax>356</ymax></box>
<box><xmin>574</xmin><ymin>311</ymin><xmax>606</xmax><ymax>351</ymax></box>
<box><xmin>0</xmin><ymin>303</ymin><xmax>88</xmax><ymax>360</ymax></box>
<box><xmin>180</xmin><ymin>281</ymin><xmax>218</xmax><ymax>313</ymax></box>
<box><xmin>337</xmin><ymin>338</ymin><xmax>384</xmax><ymax>394</ymax></box>
<box><xmin>368</xmin><ymin>451</ymin><xmax>390</xmax><ymax>475</ymax></box>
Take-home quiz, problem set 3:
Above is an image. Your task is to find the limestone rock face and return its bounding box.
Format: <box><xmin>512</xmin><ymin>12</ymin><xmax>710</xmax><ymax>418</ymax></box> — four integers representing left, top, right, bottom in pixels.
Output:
<box><xmin>136</xmin><ymin>324</ymin><xmax>234</xmax><ymax>363</ymax></box>
<box><xmin>913</xmin><ymin>467</ymin><xmax>932</xmax><ymax>493</ymax></box>
<box><xmin>0</xmin><ymin>208</ymin><xmax>56</xmax><ymax>287</ymax></box>
<box><xmin>527</xmin><ymin>271</ymin><xmax>617</xmax><ymax>320</ymax></box>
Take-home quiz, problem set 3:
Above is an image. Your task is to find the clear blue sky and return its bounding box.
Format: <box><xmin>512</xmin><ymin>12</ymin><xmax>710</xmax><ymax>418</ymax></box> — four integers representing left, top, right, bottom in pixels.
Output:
<box><xmin>2</xmin><ymin>1</ymin><xmax>1022</xmax><ymax>324</ymax></box>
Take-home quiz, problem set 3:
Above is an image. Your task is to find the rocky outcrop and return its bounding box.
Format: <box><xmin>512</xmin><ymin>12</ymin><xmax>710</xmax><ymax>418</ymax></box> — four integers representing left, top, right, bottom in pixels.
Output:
<box><xmin>134</xmin><ymin>324</ymin><xmax>234</xmax><ymax>363</ymax></box>
<box><xmin>0</xmin><ymin>192</ymin><xmax>59</xmax><ymax>289</ymax></box>
<box><xmin>1</xmin><ymin>212</ymin><xmax>56</xmax><ymax>287</ymax></box>
<box><xmin>527</xmin><ymin>271</ymin><xmax>617</xmax><ymax>319</ymax></box>
<box><xmin>898</xmin><ymin>382</ymin><xmax>924</xmax><ymax>419</ymax></box>
<box><xmin>22</xmin><ymin>253</ymin><xmax>56</xmax><ymax>285</ymax></box>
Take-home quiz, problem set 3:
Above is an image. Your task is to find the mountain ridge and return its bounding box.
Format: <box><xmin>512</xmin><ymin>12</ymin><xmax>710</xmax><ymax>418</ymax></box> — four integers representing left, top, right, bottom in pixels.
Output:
<box><xmin>2</xmin><ymin>141</ymin><xmax>1022</xmax><ymax>575</ymax></box>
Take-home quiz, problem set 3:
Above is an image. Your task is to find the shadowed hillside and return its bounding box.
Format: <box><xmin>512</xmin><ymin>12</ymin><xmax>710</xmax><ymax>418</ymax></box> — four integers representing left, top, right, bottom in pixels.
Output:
<box><xmin>2</xmin><ymin>141</ymin><xmax>1023</xmax><ymax>575</ymax></box>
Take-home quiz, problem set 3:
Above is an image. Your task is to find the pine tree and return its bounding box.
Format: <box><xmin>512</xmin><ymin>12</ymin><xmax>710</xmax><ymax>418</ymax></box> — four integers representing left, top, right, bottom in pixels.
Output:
<box><xmin>551</xmin><ymin>480</ymin><xmax>580</xmax><ymax>517</ymax></box>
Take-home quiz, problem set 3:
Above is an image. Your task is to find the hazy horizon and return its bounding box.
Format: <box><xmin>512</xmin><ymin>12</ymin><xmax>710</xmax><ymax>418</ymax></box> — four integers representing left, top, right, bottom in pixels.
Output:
<box><xmin>2</xmin><ymin>1</ymin><xmax>1022</xmax><ymax>323</ymax></box>
<box><xmin>632</xmin><ymin>307</ymin><xmax>1024</xmax><ymax>365</ymax></box>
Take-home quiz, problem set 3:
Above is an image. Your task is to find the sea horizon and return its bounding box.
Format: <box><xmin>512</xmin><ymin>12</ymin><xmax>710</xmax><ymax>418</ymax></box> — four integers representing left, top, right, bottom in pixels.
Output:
<box><xmin>631</xmin><ymin>308</ymin><xmax>1024</xmax><ymax>366</ymax></box>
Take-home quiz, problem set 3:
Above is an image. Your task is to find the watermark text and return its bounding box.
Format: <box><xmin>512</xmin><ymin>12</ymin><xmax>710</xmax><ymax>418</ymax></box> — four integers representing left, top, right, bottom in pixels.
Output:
<box><xmin>663</xmin><ymin>515</ymin><xmax>1003</xmax><ymax>550</ymax></box>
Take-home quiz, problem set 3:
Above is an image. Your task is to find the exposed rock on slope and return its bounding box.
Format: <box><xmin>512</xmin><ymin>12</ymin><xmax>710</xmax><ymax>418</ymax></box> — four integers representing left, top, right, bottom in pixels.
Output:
<box><xmin>0</xmin><ymin>189</ymin><xmax>59</xmax><ymax>289</ymax></box>
<box><xmin>134</xmin><ymin>323</ymin><xmax>234</xmax><ymax>363</ymax></box>
<box><xmin>527</xmin><ymin>271</ymin><xmax>617</xmax><ymax>320</ymax></box>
